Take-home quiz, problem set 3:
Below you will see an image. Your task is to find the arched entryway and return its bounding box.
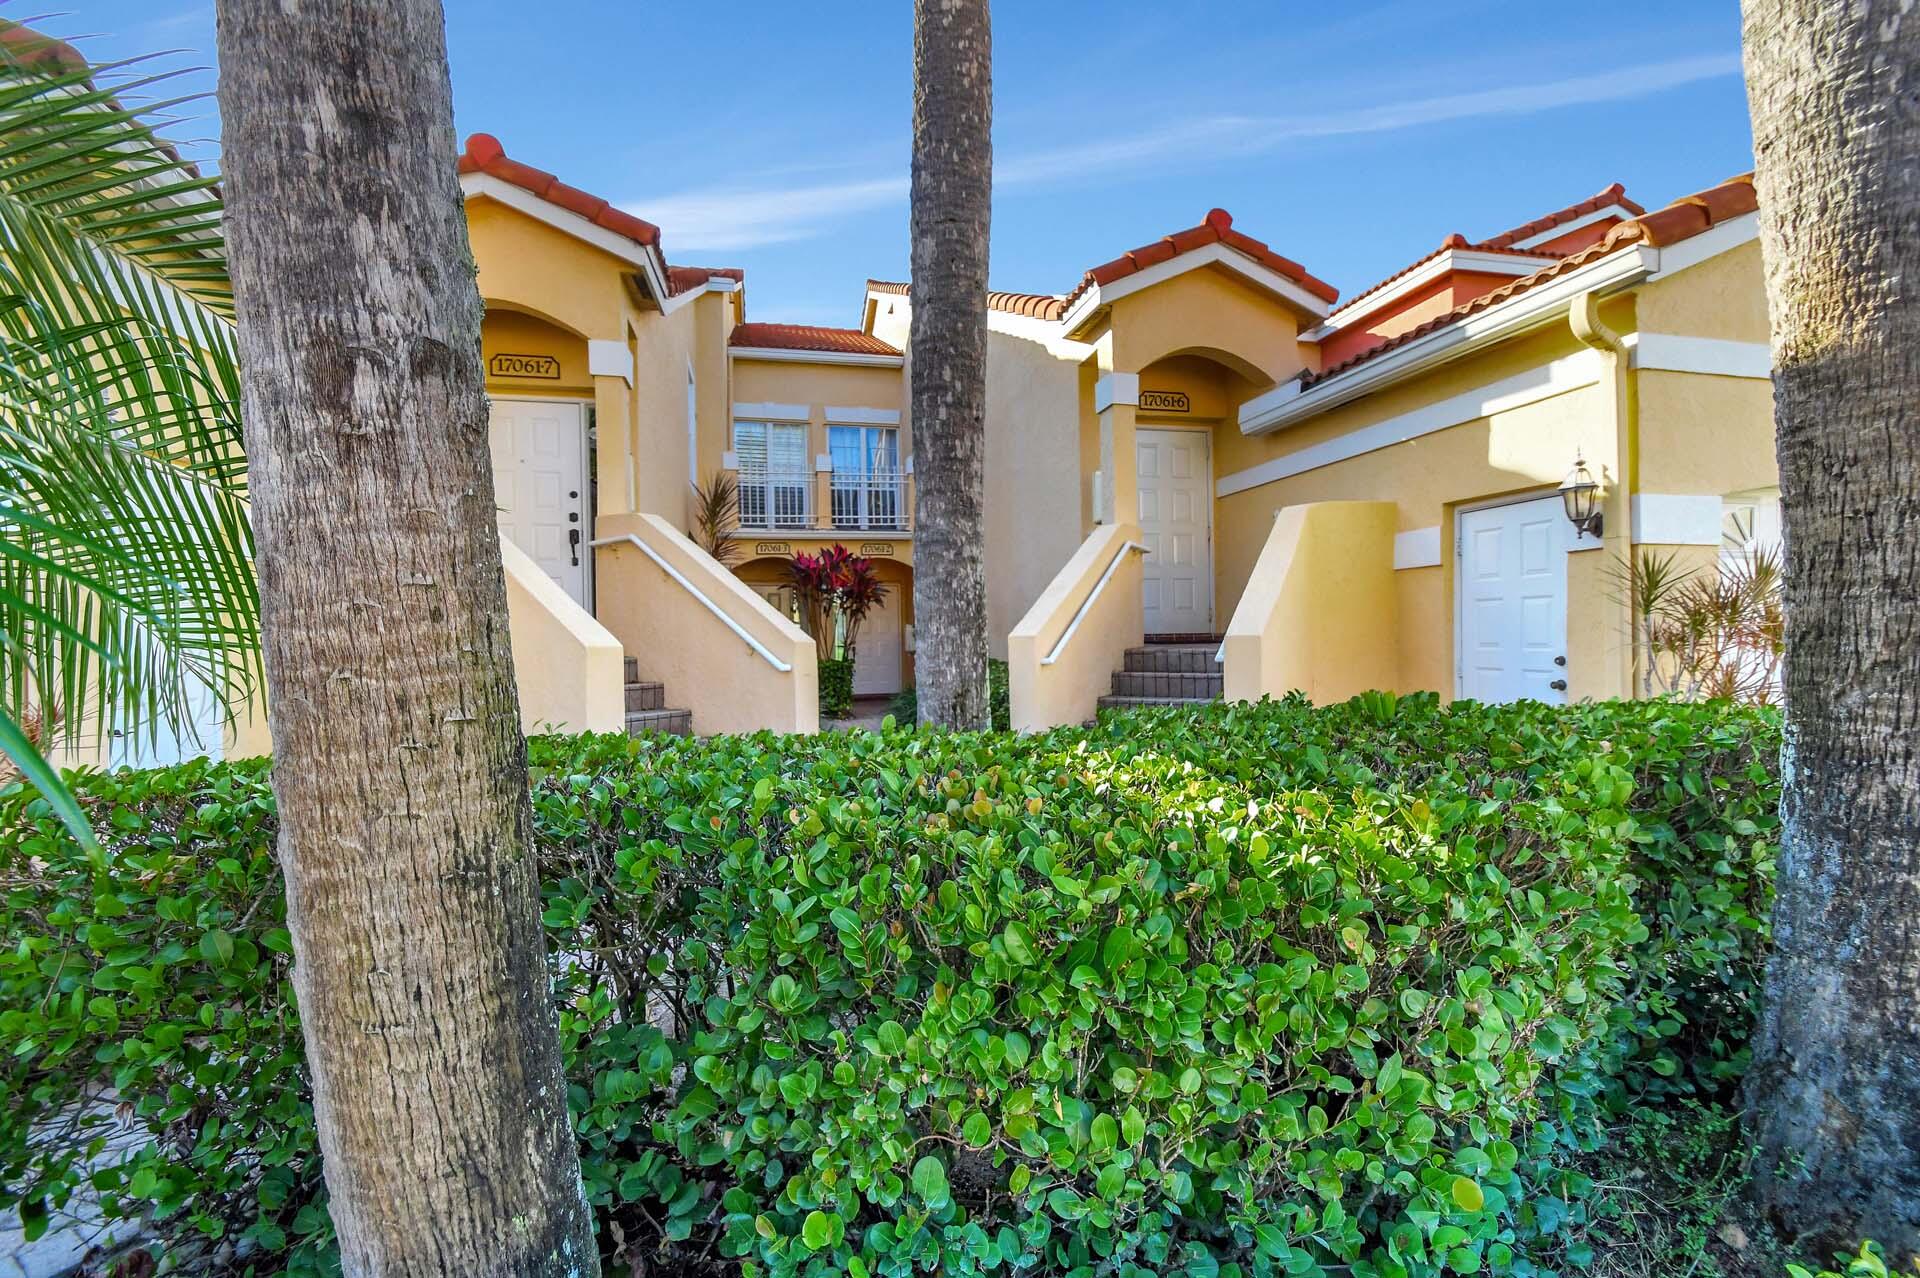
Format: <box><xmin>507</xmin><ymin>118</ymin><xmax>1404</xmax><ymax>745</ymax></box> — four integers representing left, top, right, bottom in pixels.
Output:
<box><xmin>733</xmin><ymin>552</ymin><xmax>915</xmax><ymax>698</ymax></box>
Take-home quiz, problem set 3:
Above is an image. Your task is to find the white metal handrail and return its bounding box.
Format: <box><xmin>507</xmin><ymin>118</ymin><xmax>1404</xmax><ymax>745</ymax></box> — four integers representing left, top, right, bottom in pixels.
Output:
<box><xmin>1041</xmin><ymin>540</ymin><xmax>1149</xmax><ymax>666</ymax></box>
<box><xmin>589</xmin><ymin>533</ymin><xmax>793</xmax><ymax>673</ymax></box>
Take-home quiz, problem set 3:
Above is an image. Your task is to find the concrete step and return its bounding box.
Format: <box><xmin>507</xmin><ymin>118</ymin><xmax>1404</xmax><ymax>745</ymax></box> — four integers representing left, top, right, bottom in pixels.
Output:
<box><xmin>1111</xmin><ymin>669</ymin><xmax>1223</xmax><ymax>699</ymax></box>
<box><xmin>1122</xmin><ymin>643</ymin><xmax>1221</xmax><ymax>674</ymax></box>
<box><xmin>624</xmin><ymin>655</ymin><xmax>640</xmax><ymax>683</ymax></box>
<box><xmin>626</xmin><ymin>708</ymin><xmax>693</xmax><ymax>737</ymax></box>
<box><xmin>1097</xmin><ymin>694</ymin><xmax>1218</xmax><ymax>711</ymax></box>
<box><xmin>625</xmin><ymin>681</ymin><xmax>666</xmax><ymax>712</ymax></box>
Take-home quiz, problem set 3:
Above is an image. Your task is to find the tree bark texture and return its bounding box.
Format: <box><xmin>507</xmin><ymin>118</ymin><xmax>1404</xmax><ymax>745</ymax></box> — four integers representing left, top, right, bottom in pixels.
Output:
<box><xmin>1741</xmin><ymin>0</ymin><xmax>1920</xmax><ymax>1258</ymax></box>
<box><xmin>215</xmin><ymin>3</ymin><xmax>598</xmax><ymax>1274</ymax></box>
<box><xmin>909</xmin><ymin>0</ymin><xmax>993</xmax><ymax>730</ymax></box>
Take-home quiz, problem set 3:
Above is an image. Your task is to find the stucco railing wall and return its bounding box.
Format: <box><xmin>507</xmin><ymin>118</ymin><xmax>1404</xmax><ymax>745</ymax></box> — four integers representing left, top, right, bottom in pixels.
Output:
<box><xmin>591</xmin><ymin>512</ymin><xmax>818</xmax><ymax>735</ymax></box>
<box><xmin>1221</xmin><ymin>501</ymin><xmax>1399</xmax><ymax>705</ymax></box>
<box><xmin>500</xmin><ymin>534</ymin><xmax>627</xmax><ymax>736</ymax></box>
<box><xmin>1008</xmin><ymin>522</ymin><xmax>1146</xmax><ymax>732</ymax></box>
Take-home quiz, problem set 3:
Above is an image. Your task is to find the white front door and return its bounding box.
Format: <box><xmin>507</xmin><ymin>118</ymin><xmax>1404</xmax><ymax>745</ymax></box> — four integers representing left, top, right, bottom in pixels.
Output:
<box><xmin>488</xmin><ymin>398</ymin><xmax>589</xmax><ymax>606</ymax></box>
<box><xmin>1457</xmin><ymin>495</ymin><xmax>1570</xmax><ymax>704</ymax></box>
<box><xmin>852</xmin><ymin>587</ymin><xmax>904</xmax><ymax>696</ymax></box>
<box><xmin>1137</xmin><ymin>428</ymin><xmax>1212</xmax><ymax>635</ymax></box>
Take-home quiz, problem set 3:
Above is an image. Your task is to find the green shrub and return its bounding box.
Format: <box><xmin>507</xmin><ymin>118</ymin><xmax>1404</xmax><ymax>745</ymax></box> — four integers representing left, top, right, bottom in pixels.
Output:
<box><xmin>890</xmin><ymin>658</ymin><xmax>1010</xmax><ymax>729</ymax></box>
<box><xmin>0</xmin><ymin>695</ymin><xmax>1779</xmax><ymax>1277</ymax></box>
<box><xmin>819</xmin><ymin>657</ymin><xmax>854</xmax><ymax>718</ymax></box>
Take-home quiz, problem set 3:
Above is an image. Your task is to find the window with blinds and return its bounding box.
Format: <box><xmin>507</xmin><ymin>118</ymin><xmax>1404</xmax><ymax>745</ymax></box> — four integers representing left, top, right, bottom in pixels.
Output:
<box><xmin>734</xmin><ymin>421</ymin><xmax>810</xmax><ymax>527</ymax></box>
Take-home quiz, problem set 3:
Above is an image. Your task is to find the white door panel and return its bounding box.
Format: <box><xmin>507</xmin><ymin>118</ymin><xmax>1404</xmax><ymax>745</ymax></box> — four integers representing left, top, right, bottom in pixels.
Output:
<box><xmin>488</xmin><ymin>399</ymin><xmax>589</xmax><ymax>606</ymax></box>
<box><xmin>1138</xmin><ymin>428</ymin><xmax>1212</xmax><ymax>635</ymax></box>
<box><xmin>1457</xmin><ymin>496</ymin><xmax>1569</xmax><ymax>704</ymax></box>
<box><xmin>852</xmin><ymin>588</ymin><xmax>905</xmax><ymax>696</ymax></box>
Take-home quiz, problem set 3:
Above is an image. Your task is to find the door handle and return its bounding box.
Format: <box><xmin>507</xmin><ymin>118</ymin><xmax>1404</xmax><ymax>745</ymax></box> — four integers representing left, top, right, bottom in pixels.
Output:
<box><xmin>1549</xmin><ymin>678</ymin><xmax>1568</xmax><ymax>692</ymax></box>
<box><xmin>569</xmin><ymin>528</ymin><xmax>581</xmax><ymax>566</ymax></box>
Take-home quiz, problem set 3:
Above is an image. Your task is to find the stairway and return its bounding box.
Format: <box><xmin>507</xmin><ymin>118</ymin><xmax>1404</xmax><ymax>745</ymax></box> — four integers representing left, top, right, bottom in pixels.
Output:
<box><xmin>1097</xmin><ymin>641</ymin><xmax>1224</xmax><ymax>712</ymax></box>
<box><xmin>624</xmin><ymin>656</ymin><xmax>693</xmax><ymax>737</ymax></box>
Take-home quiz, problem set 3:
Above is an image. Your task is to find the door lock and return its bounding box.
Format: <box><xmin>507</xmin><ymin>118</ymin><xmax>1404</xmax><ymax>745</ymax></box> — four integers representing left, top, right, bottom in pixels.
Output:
<box><xmin>569</xmin><ymin>528</ymin><xmax>581</xmax><ymax>566</ymax></box>
<box><xmin>1553</xmin><ymin>655</ymin><xmax>1567</xmax><ymax>667</ymax></box>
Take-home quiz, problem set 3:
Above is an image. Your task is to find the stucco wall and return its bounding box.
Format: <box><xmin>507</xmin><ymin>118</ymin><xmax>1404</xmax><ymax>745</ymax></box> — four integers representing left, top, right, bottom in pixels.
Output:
<box><xmin>985</xmin><ymin>328</ymin><xmax>1085</xmax><ymax>659</ymax></box>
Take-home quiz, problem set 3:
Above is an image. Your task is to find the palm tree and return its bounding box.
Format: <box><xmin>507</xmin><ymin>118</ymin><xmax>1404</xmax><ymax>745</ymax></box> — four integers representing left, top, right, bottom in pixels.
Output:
<box><xmin>908</xmin><ymin>0</ymin><xmax>992</xmax><ymax>729</ymax></box>
<box><xmin>216</xmin><ymin>0</ymin><xmax>597</xmax><ymax>1271</ymax></box>
<box><xmin>0</xmin><ymin>23</ymin><xmax>260</xmax><ymax>843</ymax></box>
<box><xmin>1741</xmin><ymin>0</ymin><xmax>1920</xmax><ymax>1254</ymax></box>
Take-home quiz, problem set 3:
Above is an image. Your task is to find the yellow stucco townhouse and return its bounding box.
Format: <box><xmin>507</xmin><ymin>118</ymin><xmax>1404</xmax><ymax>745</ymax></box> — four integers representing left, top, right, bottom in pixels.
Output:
<box><xmin>100</xmin><ymin>132</ymin><xmax>1776</xmax><ymax>764</ymax></box>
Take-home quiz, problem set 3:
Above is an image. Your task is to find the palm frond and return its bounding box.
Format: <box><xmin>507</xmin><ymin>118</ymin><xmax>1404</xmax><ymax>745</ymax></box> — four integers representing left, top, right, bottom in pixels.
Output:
<box><xmin>0</xmin><ymin>20</ymin><xmax>258</xmax><ymax>842</ymax></box>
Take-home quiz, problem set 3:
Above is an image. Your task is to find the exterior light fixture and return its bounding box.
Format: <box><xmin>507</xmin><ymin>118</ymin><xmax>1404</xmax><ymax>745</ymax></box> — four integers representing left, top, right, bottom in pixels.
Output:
<box><xmin>1559</xmin><ymin>453</ymin><xmax>1603</xmax><ymax>540</ymax></box>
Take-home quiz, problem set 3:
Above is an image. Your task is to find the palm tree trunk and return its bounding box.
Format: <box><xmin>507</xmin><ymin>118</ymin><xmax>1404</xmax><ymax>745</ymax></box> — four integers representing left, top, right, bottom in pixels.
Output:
<box><xmin>215</xmin><ymin>3</ymin><xmax>598</xmax><ymax>1273</ymax></box>
<box><xmin>909</xmin><ymin>0</ymin><xmax>992</xmax><ymax>730</ymax></box>
<box><xmin>1741</xmin><ymin>0</ymin><xmax>1920</xmax><ymax>1255</ymax></box>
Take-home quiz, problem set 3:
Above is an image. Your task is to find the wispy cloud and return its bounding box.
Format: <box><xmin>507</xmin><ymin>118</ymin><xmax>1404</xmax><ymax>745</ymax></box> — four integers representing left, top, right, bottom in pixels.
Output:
<box><xmin>639</xmin><ymin>175</ymin><xmax>909</xmax><ymax>252</ymax></box>
<box><xmin>631</xmin><ymin>53</ymin><xmax>1739</xmax><ymax>253</ymax></box>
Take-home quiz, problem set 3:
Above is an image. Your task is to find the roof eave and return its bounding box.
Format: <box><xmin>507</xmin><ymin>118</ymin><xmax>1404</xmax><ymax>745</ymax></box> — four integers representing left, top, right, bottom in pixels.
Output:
<box><xmin>460</xmin><ymin>171</ymin><xmax>671</xmax><ymax>309</ymax></box>
<box><xmin>728</xmin><ymin>346</ymin><xmax>904</xmax><ymax>368</ymax></box>
<box><xmin>1062</xmin><ymin>243</ymin><xmax>1335</xmax><ymax>343</ymax></box>
<box><xmin>1239</xmin><ymin>243</ymin><xmax>1658</xmax><ymax>436</ymax></box>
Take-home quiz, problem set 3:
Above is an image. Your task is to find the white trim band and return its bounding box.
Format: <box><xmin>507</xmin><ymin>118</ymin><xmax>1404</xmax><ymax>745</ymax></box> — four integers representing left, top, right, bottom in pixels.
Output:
<box><xmin>729</xmin><ymin>347</ymin><xmax>903</xmax><ymax>368</ymax></box>
<box><xmin>1394</xmin><ymin>526</ymin><xmax>1442</xmax><ymax>570</ymax></box>
<box><xmin>1094</xmin><ymin>372</ymin><xmax>1140</xmax><ymax>413</ymax></box>
<box><xmin>1632</xmin><ymin>494</ymin><xmax>1724</xmax><ymax>546</ymax></box>
<box><xmin>824</xmin><ymin>406</ymin><xmax>901</xmax><ymax>425</ymax></box>
<box><xmin>1218</xmin><ymin>351</ymin><xmax>1603</xmax><ymax>498</ymax></box>
<box><xmin>587</xmin><ymin>339</ymin><xmax>631</xmax><ymax>386</ymax></box>
<box><xmin>1629</xmin><ymin>333</ymin><xmax>1772</xmax><ymax>380</ymax></box>
<box><xmin>732</xmin><ymin>401</ymin><xmax>811</xmax><ymax>423</ymax></box>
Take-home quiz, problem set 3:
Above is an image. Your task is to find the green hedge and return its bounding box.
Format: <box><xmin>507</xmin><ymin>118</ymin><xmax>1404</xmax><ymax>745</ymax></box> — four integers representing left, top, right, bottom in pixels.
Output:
<box><xmin>0</xmin><ymin>695</ymin><xmax>1778</xmax><ymax>1277</ymax></box>
<box><xmin>819</xmin><ymin>657</ymin><xmax>855</xmax><ymax>719</ymax></box>
<box><xmin>890</xmin><ymin>657</ymin><xmax>1011</xmax><ymax>730</ymax></box>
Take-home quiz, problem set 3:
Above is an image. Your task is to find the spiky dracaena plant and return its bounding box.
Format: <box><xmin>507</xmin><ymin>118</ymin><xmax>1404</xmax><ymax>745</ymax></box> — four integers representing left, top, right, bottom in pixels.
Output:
<box><xmin>1608</xmin><ymin>543</ymin><xmax>1785</xmax><ymax>705</ymax></box>
<box><xmin>0</xmin><ymin>25</ymin><xmax>259</xmax><ymax>842</ymax></box>
<box><xmin>689</xmin><ymin>470</ymin><xmax>742</xmax><ymax>567</ymax></box>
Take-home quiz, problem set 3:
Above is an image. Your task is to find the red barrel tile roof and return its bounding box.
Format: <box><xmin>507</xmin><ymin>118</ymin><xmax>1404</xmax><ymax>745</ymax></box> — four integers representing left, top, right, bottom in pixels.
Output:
<box><xmin>867</xmin><ymin>280</ymin><xmax>1067</xmax><ymax>321</ymax></box>
<box><xmin>1333</xmin><ymin>236</ymin><xmax>1556</xmax><ymax>322</ymax></box>
<box><xmin>730</xmin><ymin>323</ymin><xmax>901</xmax><ymax>356</ymax></box>
<box><xmin>1301</xmin><ymin>173</ymin><xmax>1758</xmax><ymax>388</ymax></box>
<box><xmin>458</xmin><ymin>132</ymin><xmax>661</xmax><ymax>248</ymax></box>
<box><xmin>1061</xmin><ymin>208</ymin><xmax>1340</xmax><ymax>312</ymax></box>
<box><xmin>1473</xmin><ymin>181</ymin><xmax>1646</xmax><ymax>251</ymax></box>
<box><xmin>668</xmin><ymin>265</ymin><xmax>744</xmax><ymax>295</ymax></box>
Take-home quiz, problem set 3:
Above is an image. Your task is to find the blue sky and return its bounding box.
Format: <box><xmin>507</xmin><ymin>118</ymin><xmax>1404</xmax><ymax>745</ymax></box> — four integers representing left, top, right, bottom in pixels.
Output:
<box><xmin>70</xmin><ymin>1</ymin><xmax>1753</xmax><ymax>328</ymax></box>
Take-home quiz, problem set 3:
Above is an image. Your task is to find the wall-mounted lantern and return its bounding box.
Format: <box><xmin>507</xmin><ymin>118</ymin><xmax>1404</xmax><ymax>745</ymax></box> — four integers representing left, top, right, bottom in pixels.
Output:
<box><xmin>1559</xmin><ymin>453</ymin><xmax>1603</xmax><ymax>540</ymax></box>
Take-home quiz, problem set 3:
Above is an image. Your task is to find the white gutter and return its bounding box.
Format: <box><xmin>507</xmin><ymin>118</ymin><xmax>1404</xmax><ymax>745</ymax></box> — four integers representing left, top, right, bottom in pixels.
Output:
<box><xmin>728</xmin><ymin>347</ymin><xmax>903</xmax><ymax>368</ymax></box>
<box><xmin>589</xmin><ymin>533</ymin><xmax>793</xmax><ymax>672</ymax></box>
<box><xmin>1240</xmin><ymin>242</ymin><xmax>1658</xmax><ymax>436</ymax></box>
